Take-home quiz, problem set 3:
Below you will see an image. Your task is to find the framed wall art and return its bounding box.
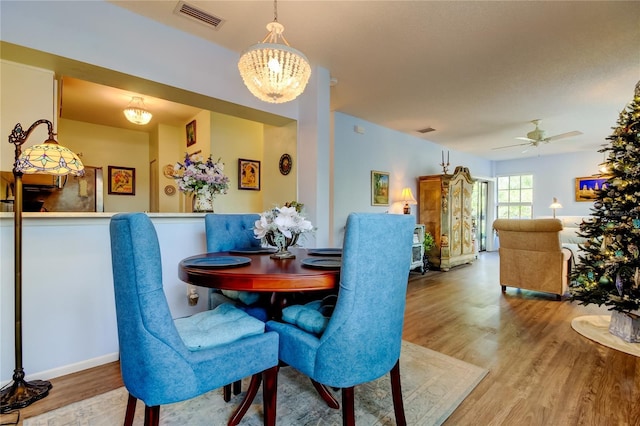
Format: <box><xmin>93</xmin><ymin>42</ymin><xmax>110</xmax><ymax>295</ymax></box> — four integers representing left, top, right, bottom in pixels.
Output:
<box><xmin>186</xmin><ymin>120</ymin><xmax>196</xmax><ymax>147</ymax></box>
<box><xmin>108</xmin><ymin>166</ymin><xmax>135</xmax><ymax>195</ymax></box>
<box><xmin>371</xmin><ymin>170</ymin><xmax>390</xmax><ymax>206</ymax></box>
<box><xmin>238</xmin><ymin>158</ymin><xmax>261</xmax><ymax>190</ymax></box>
<box><xmin>575</xmin><ymin>176</ymin><xmax>609</xmax><ymax>202</ymax></box>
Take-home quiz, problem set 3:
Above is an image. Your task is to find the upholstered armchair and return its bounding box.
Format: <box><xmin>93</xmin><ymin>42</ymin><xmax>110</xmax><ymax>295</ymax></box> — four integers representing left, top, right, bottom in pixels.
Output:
<box><xmin>109</xmin><ymin>213</ymin><xmax>278</xmax><ymax>426</ymax></box>
<box><xmin>493</xmin><ymin>218</ymin><xmax>572</xmax><ymax>300</ymax></box>
<box><xmin>266</xmin><ymin>213</ymin><xmax>415</xmax><ymax>426</ymax></box>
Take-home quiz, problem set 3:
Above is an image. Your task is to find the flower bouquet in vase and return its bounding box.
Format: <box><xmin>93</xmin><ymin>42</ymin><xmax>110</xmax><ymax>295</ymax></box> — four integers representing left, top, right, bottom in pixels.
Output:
<box><xmin>254</xmin><ymin>203</ymin><xmax>314</xmax><ymax>259</ymax></box>
<box><xmin>172</xmin><ymin>153</ymin><xmax>230</xmax><ymax>212</ymax></box>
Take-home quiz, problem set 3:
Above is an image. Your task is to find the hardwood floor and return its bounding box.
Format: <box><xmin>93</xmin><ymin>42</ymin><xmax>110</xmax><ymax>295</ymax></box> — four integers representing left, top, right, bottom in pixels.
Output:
<box><xmin>2</xmin><ymin>252</ymin><xmax>638</xmax><ymax>425</ymax></box>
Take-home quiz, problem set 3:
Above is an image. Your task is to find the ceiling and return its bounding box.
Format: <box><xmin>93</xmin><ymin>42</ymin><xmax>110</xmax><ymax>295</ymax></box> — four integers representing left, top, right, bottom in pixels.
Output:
<box><xmin>59</xmin><ymin>1</ymin><xmax>639</xmax><ymax>161</ymax></box>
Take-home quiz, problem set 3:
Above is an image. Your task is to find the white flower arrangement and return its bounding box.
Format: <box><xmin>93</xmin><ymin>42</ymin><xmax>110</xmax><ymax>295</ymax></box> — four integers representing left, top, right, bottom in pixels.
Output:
<box><xmin>173</xmin><ymin>153</ymin><xmax>230</xmax><ymax>196</ymax></box>
<box><xmin>254</xmin><ymin>205</ymin><xmax>314</xmax><ymax>248</ymax></box>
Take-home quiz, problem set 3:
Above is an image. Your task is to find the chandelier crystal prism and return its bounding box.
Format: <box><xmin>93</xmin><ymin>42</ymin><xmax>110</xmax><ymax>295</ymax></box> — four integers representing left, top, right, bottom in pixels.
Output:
<box><xmin>123</xmin><ymin>96</ymin><xmax>152</xmax><ymax>125</ymax></box>
<box><xmin>238</xmin><ymin>1</ymin><xmax>311</xmax><ymax>104</ymax></box>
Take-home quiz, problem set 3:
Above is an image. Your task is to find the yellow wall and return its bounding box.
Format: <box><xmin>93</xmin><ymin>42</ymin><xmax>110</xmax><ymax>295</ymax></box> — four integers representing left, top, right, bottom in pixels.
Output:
<box><xmin>58</xmin><ymin>119</ymin><xmax>150</xmax><ymax>212</ymax></box>
<box><xmin>263</xmin><ymin>121</ymin><xmax>298</xmax><ymax>210</ymax></box>
<box><xmin>1</xmin><ymin>60</ymin><xmax>55</xmax><ymax>184</ymax></box>
<box><xmin>1</xmin><ymin>60</ymin><xmax>298</xmax><ymax>213</ymax></box>
<box><xmin>156</xmin><ymin>123</ymin><xmax>182</xmax><ymax>213</ymax></box>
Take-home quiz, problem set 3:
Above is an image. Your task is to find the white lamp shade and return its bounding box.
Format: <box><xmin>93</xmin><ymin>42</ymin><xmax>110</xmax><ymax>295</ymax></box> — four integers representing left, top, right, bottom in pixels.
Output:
<box><xmin>549</xmin><ymin>197</ymin><xmax>563</xmax><ymax>209</ymax></box>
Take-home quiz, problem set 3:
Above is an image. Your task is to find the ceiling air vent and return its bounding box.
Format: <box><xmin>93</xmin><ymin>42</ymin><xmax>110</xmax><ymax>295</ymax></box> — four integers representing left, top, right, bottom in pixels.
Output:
<box><xmin>174</xmin><ymin>1</ymin><xmax>225</xmax><ymax>30</ymax></box>
<box><xmin>417</xmin><ymin>127</ymin><xmax>436</xmax><ymax>134</ymax></box>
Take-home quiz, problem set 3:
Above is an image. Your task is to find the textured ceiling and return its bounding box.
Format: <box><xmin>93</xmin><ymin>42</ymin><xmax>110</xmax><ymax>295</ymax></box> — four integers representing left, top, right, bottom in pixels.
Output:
<box><xmin>62</xmin><ymin>1</ymin><xmax>640</xmax><ymax>160</ymax></box>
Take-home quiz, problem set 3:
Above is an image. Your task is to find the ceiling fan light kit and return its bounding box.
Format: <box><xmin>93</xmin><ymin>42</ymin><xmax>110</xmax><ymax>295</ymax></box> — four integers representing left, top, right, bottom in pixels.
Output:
<box><xmin>238</xmin><ymin>0</ymin><xmax>311</xmax><ymax>104</ymax></box>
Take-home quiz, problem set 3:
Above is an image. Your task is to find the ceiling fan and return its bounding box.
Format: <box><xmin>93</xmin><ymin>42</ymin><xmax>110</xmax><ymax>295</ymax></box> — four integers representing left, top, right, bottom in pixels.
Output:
<box><xmin>494</xmin><ymin>119</ymin><xmax>583</xmax><ymax>151</ymax></box>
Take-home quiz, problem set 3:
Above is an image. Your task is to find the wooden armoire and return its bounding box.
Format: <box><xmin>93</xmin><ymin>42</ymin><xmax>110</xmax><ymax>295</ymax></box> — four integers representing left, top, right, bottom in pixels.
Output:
<box><xmin>418</xmin><ymin>166</ymin><xmax>476</xmax><ymax>271</ymax></box>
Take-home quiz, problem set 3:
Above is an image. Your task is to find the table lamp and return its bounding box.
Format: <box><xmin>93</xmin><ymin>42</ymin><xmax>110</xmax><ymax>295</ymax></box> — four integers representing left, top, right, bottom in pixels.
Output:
<box><xmin>549</xmin><ymin>197</ymin><xmax>563</xmax><ymax>219</ymax></box>
<box><xmin>400</xmin><ymin>187</ymin><xmax>417</xmax><ymax>215</ymax></box>
<box><xmin>0</xmin><ymin>120</ymin><xmax>84</xmax><ymax>412</ymax></box>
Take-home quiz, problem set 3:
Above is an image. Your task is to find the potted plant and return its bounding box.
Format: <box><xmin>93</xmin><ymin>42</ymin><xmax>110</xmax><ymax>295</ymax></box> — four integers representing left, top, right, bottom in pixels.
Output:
<box><xmin>423</xmin><ymin>232</ymin><xmax>435</xmax><ymax>271</ymax></box>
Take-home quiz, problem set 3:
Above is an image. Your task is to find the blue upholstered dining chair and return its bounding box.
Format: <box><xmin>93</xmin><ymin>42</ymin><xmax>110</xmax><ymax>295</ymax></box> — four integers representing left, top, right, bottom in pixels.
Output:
<box><xmin>204</xmin><ymin>213</ymin><xmax>268</xmax><ymax>401</ymax></box>
<box><xmin>204</xmin><ymin>213</ymin><xmax>264</xmax><ymax>318</ymax></box>
<box><xmin>266</xmin><ymin>213</ymin><xmax>415</xmax><ymax>426</ymax></box>
<box><xmin>109</xmin><ymin>213</ymin><xmax>278</xmax><ymax>426</ymax></box>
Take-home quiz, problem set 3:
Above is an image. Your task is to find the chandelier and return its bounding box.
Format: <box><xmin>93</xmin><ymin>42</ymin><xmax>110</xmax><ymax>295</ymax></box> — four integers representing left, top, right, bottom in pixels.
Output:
<box><xmin>238</xmin><ymin>0</ymin><xmax>311</xmax><ymax>104</ymax></box>
<box><xmin>123</xmin><ymin>96</ymin><xmax>152</xmax><ymax>125</ymax></box>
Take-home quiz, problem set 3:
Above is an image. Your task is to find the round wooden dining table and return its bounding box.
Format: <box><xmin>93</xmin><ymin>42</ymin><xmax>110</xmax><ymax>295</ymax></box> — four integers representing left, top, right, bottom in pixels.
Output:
<box><xmin>178</xmin><ymin>247</ymin><xmax>340</xmax><ymax>293</ymax></box>
<box><xmin>178</xmin><ymin>247</ymin><xmax>342</xmax><ymax>415</ymax></box>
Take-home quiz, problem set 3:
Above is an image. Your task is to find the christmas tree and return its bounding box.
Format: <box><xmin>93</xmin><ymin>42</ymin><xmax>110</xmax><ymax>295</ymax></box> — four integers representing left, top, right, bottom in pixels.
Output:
<box><xmin>571</xmin><ymin>80</ymin><xmax>640</xmax><ymax>313</ymax></box>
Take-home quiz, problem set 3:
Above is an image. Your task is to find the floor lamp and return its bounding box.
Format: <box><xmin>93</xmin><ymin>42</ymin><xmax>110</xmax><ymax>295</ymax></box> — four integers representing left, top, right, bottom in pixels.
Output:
<box><xmin>0</xmin><ymin>120</ymin><xmax>84</xmax><ymax>412</ymax></box>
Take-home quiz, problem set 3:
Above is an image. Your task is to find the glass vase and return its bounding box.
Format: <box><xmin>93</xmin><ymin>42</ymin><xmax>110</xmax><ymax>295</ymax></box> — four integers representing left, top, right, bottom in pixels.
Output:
<box><xmin>265</xmin><ymin>231</ymin><xmax>299</xmax><ymax>259</ymax></box>
<box><xmin>192</xmin><ymin>191</ymin><xmax>214</xmax><ymax>213</ymax></box>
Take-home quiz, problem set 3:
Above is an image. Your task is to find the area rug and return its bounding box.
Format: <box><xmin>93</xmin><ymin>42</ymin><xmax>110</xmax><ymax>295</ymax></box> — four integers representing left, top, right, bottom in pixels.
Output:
<box><xmin>24</xmin><ymin>341</ymin><xmax>487</xmax><ymax>426</ymax></box>
<box><xmin>571</xmin><ymin>315</ymin><xmax>640</xmax><ymax>357</ymax></box>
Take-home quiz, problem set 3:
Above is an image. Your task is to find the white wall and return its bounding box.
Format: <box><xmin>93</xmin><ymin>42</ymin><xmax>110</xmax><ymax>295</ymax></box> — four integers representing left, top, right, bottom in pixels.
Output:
<box><xmin>494</xmin><ymin>150</ymin><xmax>602</xmax><ymax>217</ymax></box>
<box><xmin>0</xmin><ymin>214</ymin><xmax>212</xmax><ymax>384</ymax></box>
<box><xmin>332</xmin><ymin>112</ymin><xmax>493</xmax><ymax>246</ymax></box>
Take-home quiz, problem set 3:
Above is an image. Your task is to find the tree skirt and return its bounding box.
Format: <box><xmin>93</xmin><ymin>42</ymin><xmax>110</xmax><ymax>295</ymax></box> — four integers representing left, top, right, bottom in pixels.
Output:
<box><xmin>571</xmin><ymin>315</ymin><xmax>640</xmax><ymax>357</ymax></box>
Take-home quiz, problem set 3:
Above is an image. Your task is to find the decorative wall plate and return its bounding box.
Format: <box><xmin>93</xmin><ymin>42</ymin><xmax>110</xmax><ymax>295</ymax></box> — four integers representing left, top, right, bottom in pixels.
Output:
<box><xmin>164</xmin><ymin>185</ymin><xmax>176</xmax><ymax>196</ymax></box>
<box><xmin>163</xmin><ymin>164</ymin><xmax>175</xmax><ymax>179</ymax></box>
<box><xmin>279</xmin><ymin>153</ymin><xmax>292</xmax><ymax>175</ymax></box>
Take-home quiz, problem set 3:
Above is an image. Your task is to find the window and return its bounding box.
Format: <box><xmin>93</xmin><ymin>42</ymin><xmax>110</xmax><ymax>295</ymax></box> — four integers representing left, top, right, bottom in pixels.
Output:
<box><xmin>497</xmin><ymin>174</ymin><xmax>533</xmax><ymax>219</ymax></box>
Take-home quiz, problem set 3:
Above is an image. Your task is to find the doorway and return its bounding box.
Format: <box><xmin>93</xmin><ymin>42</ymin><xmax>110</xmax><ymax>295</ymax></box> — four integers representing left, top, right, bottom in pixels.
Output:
<box><xmin>472</xmin><ymin>180</ymin><xmax>489</xmax><ymax>252</ymax></box>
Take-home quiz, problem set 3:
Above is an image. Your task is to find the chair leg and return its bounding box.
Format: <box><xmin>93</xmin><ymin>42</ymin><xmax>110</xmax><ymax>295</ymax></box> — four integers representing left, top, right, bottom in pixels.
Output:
<box><xmin>390</xmin><ymin>360</ymin><xmax>407</xmax><ymax>426</ymax></box>
<box><xmin>228</xmin><ymin>374</ymin><xmax>262</xmax><ymax>426</ymax></box>
<box><xmin>223</xmin><ymin>380</ymin><xmax>242</xmax><ymax>402</ymax></box>
<box><xmin>262</xmin><ymin>366</ymin><xmax>278</xmax><ymax>426</ymax></box>
<box><xmin>124</xmin><ymin>393</ymin><xmax>137</xmax><ymax>426</ymax></box>
<box><xmin>341</xmin><ymin>386</ymin><xmax>355</xmax><ymax>426</ymax></box>
<box><xmin>311</xmin><ymin>379</ymin><xmax>340</xmax><ymax>409</ymax></box>
<box><xmin>144</xmin><ymin>405</ymin><xmax>160</xmax><ymax>426</ymax></box>
<box><xmin>501</xmin><ymin>285</ymin><xmax>506</xmax><ymax>293</ymax></box>
<box><xmin>233</xmin><ymin>379</ymin><xmax>242</xmax><ymax>395</ymax></box>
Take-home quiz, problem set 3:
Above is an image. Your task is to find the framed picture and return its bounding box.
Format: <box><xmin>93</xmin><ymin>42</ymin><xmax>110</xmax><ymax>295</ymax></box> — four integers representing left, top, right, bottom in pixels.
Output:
<box><xmin>238</xmin><ymin>158</ymin><xmax>261</xmax><ymax>190</ymax></box>
<box><xmin>575</xmin><ymin>176</ymin><xmax>608</xmax><ymax>201</ymax></box>
<box><xmin>108</xmin><ymin>166</ymin><xmax>135</xmax><ymax>195</ymax></box>
<box><xmin>371</xmin><ymin>170</ymin><xmax>390</xmax><ymax>206</ymax></box>
<box><xmin>186</xmin><ymin>120</ymin><xmax>196</xmax><ymax>147</ymax></box>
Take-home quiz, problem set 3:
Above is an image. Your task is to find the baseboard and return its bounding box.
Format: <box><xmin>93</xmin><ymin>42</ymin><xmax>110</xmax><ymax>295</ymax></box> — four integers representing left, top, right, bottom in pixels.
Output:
<box><xmin>0</xmin><ymin>352</ymin><xmax>120</xmax><ymax>386</ymax></box>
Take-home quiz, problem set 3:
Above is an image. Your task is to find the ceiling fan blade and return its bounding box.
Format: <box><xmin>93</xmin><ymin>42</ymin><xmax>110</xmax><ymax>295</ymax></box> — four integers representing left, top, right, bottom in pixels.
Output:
<box><xmin>547</xmin><ymin>130</ymin><xmax>583</xmax><ymax>141</ymax></box>
<box><xmin>515</xmin><ymin>136</ymin><xmax>536</xmax><ymax>142</ymax></box>
<box><xmin>492</xmin><ymin>142</ymin><xmax>531</xmax><ymax>150</ymax></box>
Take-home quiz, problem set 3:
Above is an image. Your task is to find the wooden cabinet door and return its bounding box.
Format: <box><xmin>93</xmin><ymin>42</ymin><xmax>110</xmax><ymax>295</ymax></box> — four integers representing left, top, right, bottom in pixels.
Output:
<box><xmin>461</xmin><ymin>180</ymin><xmax>474</xmax><ymax>255</ymax></box>
<box><xmin>449</xmin><ymin>178</ymin><xmax>463</xmax><ymax>257</ymax></box>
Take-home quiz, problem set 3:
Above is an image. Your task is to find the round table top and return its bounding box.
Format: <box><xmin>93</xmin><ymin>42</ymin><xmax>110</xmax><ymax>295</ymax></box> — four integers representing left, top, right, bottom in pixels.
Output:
<box><xmin>178</xmin><ymin>247</ymin><xmax>340</xmax><ymax>292</ymax></box>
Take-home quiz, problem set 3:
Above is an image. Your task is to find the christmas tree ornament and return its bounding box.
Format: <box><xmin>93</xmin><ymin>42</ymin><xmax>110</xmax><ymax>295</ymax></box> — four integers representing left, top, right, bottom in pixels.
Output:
<box><xmin>615</xmin><ymin>272</ymin><xmax>624</xmax><ymax>295</ymax></box>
